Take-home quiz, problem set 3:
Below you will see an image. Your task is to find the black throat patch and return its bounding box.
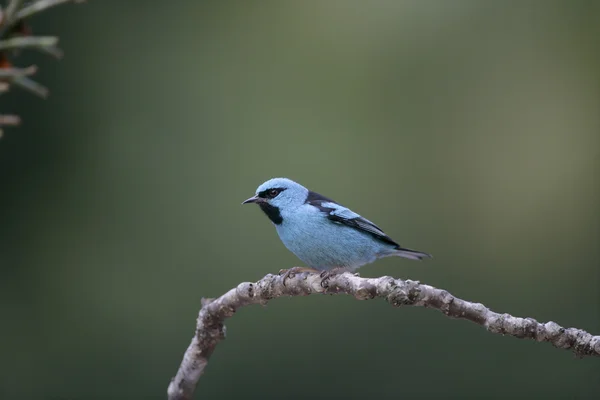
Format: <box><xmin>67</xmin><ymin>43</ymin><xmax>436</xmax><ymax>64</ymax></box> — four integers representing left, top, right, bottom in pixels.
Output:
<box><xmin>259</xmin><ymin>203</ymin><xmax>283</xmax><ymax>225</ymax></box>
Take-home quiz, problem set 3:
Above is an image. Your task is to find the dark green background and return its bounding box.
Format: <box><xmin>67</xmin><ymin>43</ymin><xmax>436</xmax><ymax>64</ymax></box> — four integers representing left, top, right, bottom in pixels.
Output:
<box><xmin>1</xmin><ymin>1</ymin><xmax>599</xmax><ymax>399</ymax></box>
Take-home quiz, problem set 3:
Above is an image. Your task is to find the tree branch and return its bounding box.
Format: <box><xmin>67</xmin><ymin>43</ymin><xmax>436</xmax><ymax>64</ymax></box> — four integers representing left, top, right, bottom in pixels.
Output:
<box><xmin>167</xmin><ymin>271</ymin><xmax>600</xmax><ymax>400</ymax></box>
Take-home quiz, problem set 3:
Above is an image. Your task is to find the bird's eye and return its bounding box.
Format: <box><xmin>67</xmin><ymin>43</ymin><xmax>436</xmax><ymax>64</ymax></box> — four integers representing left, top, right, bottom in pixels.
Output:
<box><xmin>267</xmin><ymin>189</ymin><xmax>280</xmax><ymax>198</ymax></box>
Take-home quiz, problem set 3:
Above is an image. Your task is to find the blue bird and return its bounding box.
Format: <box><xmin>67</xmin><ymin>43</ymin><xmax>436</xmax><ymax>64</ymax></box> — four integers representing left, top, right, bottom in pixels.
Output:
<box><xmin>243</xmin><ymin>178</ymin><xmax>431</xmax><ymax>279</ymax></box>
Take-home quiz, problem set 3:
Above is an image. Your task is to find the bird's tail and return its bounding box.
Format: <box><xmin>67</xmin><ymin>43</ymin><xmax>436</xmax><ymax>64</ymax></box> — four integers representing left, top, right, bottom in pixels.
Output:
<box><xmin>393</xmin><ymin>246</ymin><xmax>432</xmax><ymax>261</ymax></box>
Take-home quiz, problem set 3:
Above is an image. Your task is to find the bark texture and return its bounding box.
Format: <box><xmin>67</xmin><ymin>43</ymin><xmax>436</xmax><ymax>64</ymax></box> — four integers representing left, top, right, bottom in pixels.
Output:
<box><xmin>167</xmin><ymin>271</ymin><xmax>600</xmax><ymax>400</ymax></box>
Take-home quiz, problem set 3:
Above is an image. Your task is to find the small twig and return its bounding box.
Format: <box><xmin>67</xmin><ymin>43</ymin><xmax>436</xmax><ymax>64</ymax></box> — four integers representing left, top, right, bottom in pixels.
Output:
<box><xmin>0</xmin><ymin>64</ymin><xmax>36</xmax><ymax>79</ymax></box>
<box><xmin>0</xmin><ymin>114</ymin><xmax>20</xmax><ymax>125</ymax></box>
<box><xmin>3</xmin><ymin>0</ymin><xmax>25</xmax><ymax>24</ymax></box>
<box><xmin>167</xmin><ymin>271</ymin><xmax>600</xmax><ymax>400</ymax></box>
<box><xmin>0</xmin><ymin>0</ymin><xmax>25</xmax><ymax>37</ymax></box>
<box><xmin>0</xmin><ymin>65</ymin><xmax>46</xmax><ymax>97</ymax></box>
<box><xmin>0</xmin><ymin>35</ymin><xmax>58</xmax><ymax>51</ymax></box>
<box><xmin>15</xmin><ymin>0</ymin><xmax>82</xmax><ymax>22</ymax></box>
<box><xmin>0</xmin><ymin>112</ymin><xmax>21</xmax><ymax>137</ymax></box>
<box><xmin>11</xmin><ymin>74</ymin><xmax>47</xmax><ymax>97</ymax></box>
<box><xmin>37</xmin><ymin>44</ymin><xmax>63</xmax><ymax>58</ymax></box>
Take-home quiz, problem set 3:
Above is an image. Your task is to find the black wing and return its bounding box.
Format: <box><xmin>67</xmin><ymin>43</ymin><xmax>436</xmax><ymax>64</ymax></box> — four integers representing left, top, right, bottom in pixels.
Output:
<box><xmin>305</xmin><ymin>191</ymin><xmax>400</xmax><ymax>247</ymax></box>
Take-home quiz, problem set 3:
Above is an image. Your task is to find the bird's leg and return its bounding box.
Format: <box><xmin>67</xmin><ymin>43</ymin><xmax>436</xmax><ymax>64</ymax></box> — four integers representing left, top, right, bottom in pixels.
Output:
<box><xmin>319</xmin><ymin>267</ymin><xmax>350</xmax><ymax>288</ymax></box>
<box><xmin>279</xmin><ymin>267</ymin><xmax>320</xmax><ymax>286</ymax></box>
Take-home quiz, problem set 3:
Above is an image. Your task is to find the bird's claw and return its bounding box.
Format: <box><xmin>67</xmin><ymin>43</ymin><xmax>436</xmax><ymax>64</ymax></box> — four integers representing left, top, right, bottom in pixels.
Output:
<box><xmin>279</xmin><ymin>267</ymin><xmax>319</xmax><ymax>286</ymax></box>
<box><xmin>319</xmin><ymin>267</ymin><xmax>349</xmax><ymax>288</ymax></box>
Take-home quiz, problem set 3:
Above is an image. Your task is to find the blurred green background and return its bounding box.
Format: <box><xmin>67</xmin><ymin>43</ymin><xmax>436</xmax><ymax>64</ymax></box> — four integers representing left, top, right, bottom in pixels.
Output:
<box><xmin>1</xmin><ymin>1</ymin><xmax>599</xmax><ymax>399</ymax></box>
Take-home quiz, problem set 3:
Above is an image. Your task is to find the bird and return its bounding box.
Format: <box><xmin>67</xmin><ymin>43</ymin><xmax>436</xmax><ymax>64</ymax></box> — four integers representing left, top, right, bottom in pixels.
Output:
<box><xmin>242</xmin><ymin>177</ymin><xmax>431</xmax><ymax>281</ymax></box>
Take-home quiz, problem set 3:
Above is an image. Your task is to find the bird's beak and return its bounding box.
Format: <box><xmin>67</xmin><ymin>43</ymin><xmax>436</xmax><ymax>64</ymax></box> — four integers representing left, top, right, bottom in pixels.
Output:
<box><xmin>242</xmin><ymin>195</ymin><xmax>260</xmax><ymax>204</ymax></box>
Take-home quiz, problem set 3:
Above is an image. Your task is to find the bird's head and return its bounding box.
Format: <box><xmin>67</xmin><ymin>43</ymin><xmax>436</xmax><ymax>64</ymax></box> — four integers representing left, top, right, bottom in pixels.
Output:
<box><xmin>242</xmin><ymin>178</ymin><xmax>308</xmax><ymax>222</ymax></box>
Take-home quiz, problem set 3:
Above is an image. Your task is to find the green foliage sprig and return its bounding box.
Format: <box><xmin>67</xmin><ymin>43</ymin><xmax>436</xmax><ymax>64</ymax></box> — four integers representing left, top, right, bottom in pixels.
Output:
<box><xmin>0</xmin><ymin>0</ymin><xmax>83</xmax><ymax>137</ymax></box>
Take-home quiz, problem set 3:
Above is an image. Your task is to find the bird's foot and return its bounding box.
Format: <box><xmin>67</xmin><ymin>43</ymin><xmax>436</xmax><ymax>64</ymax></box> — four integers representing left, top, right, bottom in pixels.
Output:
<box><xmin>279</xmin><ymin>267</ymin><xmax>320</xmax><ymax>286</ymax></box>
<box><xmin>319</xmin><ymin>267</ymin><xmax>350</xmax><ymax>288</ymax></box>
